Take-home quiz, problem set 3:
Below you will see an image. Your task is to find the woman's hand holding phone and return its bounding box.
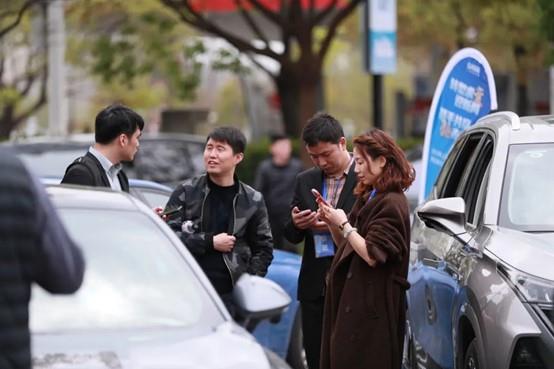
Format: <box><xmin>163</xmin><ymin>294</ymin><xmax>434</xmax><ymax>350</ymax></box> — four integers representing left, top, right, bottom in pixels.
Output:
<box><xmin>311</xmin><ymin>188</ymin><xmax>329</xmax><ymax>206</ymax></box>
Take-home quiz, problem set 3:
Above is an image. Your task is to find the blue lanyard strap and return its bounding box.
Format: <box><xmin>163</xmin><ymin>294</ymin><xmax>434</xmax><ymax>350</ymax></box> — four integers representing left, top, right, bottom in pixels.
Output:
<box><xmin>367</xmin><ymin>189</ymin><xmax>377</xmax><ymax>203</ymax></box>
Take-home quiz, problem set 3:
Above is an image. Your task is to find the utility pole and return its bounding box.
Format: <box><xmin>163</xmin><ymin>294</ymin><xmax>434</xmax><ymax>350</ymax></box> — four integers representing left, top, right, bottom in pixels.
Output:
<box><xmin>47</xmin><ymin>0</ymin><xmax>68</xmax><ymax>136</ymax></box>
<box><xmin>551</xmin><ymin>66</ymin><xmax>554</xmax><ymax>114</ymax></box>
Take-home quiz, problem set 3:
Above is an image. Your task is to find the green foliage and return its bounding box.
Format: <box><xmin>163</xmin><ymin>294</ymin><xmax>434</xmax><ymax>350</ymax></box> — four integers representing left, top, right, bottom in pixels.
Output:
<box><xmin>66</xmin><ymin>0</ymin><xmax>204</xmax><ymax>103</ymax></box>
<box><xmin>537</xmin><ymin>0</ymin><xmax>554</xmax><ymax>64</ymax></box>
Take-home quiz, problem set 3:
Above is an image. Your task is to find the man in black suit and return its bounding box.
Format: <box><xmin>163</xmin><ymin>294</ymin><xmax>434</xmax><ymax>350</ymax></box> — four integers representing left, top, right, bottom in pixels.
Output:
<box><xmin>283</xmin><ymin>113</ymin><xmax>357</xmax><ymax>369</ymax></box>
<box><xmin>62</xmin><ymin>104</ymin><xmax>144</xmax><ymax>192</ymax></box>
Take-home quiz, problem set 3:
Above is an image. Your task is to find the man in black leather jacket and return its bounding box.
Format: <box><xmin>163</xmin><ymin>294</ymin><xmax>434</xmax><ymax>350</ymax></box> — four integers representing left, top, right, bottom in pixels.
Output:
<box><xmin>165</xmin><ymin>127</ymin><xmax>273</xmax><ymax>311</ymax></box>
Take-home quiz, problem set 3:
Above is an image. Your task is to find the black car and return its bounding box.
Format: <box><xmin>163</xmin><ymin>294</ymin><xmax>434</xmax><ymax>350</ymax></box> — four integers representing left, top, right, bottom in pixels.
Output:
<box><xmin>3</xmin><ymin>133</ymin><xmax>205</xmax><ymax>187</ymax></box>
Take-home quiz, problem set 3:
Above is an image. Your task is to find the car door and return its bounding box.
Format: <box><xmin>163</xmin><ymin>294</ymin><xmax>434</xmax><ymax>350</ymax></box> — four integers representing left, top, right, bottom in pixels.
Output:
<box><xmin>409</xmin><ymin>132</ymin><xmax>483</xmax><ymax>369</ymax></box>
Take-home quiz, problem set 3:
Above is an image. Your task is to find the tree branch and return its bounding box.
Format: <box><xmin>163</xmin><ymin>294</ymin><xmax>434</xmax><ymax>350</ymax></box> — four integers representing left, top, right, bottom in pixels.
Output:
<box><xmin>234</xmin><ymin>0</ymin><xmax>270</xmax><ymax>45</ymax></box>
<box><xmin>0</xmin><ymin>0</ymin><xmax>38</xmax><ymax>39</ymax></box>
<box><xmin>244</xmin><ymin>0</ymin><xmax>282</xmax><ymax>26</ymax></box>
<box><xmin>244</xmin><ymin>52</ymin><xmax>275</xmax><ymax>79</ymax></box>
<box><xmin>312</xmin><ymin>0</ymin><xmax>339</xmax><ymax>26</ymax></box>
<box><xmin>160</xmin><ymin>0</ymin><xmax>282</xmax><ymax>61</ymax></box>
<box><xmin>318</xmin><ymin>0</ymin><xmax>362</xmax><ymax>59</ymax></box>
<box><xmin>13</xmin><ymin>56</ymin><xmax>47</xmax><ymax>127</ymax></box>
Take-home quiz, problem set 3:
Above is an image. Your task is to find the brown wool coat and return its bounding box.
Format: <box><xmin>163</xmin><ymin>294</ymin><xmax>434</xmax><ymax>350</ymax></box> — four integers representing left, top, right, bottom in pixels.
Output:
<box><xmin>320</xmin><ymin>191</ymin><xmax>411</xmax><ymax>369</ymax></box>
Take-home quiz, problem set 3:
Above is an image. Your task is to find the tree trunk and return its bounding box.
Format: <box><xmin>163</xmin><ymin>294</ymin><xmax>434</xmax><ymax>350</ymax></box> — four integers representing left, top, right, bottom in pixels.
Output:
<box><xmin>275</xmin><ymin>58</ymin><xmax>322</xmax><ymax>166</ymax></box>
<box><xmin>0</xmin><ymin>105</ymin><xmax>16</xmax><ymax>140</ymax></box>
<box><xmin>275</xmin><ymin>71</ymin><xmax>301</xmax><ymax>137</ymax></box>
<box><xmin>514</xmin><ymin>45</ymin><xmax>529</xmax><ymax>116</ymax></box>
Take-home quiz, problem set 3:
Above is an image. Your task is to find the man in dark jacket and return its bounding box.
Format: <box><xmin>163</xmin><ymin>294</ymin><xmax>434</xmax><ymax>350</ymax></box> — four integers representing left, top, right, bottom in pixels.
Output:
<box><xmin>62</xmin><ymin>104</ymin><xmax>144</xmax><ymax>192</ymax></box>
<box><xmin>283</xmin><ymin>113</ymin><xmax>357</xmax><ymax>369</ymax></box>
<box><xmin>254</xmin><ymin>133</ymin><xmax>303</xmax><ymax>252</ymax></box>
<box><xmin>165</xmin><ymin>127</ymin><xmax>273</xmax><ymax>311</ymax></box>
<box><xmin>0</xmin><ymin>149</ymin><xmax>85</xmax><ymax>369</ymax></box>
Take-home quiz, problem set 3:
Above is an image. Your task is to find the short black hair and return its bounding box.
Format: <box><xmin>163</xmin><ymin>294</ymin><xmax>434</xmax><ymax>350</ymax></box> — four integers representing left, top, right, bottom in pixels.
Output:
<box><xmin>95</xmin><ymin>104</ymin><xmax>145</xmax><ymax>144</ymax></box>
<box><xmin>269</xmin><ymin>132</ymin><xmax>289</xmax><ymax>144</ymax></box>
<box><xmin>207</xmin><ymin>126</ymin><xmax>246</xmax><ymax>154</ymax></box>
<box><xmin>301</xmin><ymin>112</ymin><xmax>344</xmax><ymax>146</ymax></box>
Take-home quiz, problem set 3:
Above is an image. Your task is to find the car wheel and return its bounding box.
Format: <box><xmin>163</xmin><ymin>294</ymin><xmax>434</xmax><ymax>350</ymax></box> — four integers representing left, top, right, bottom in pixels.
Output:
<box><xmin>287</xmin><ymin>309</ymin><xmax>307</xmax><ymax>369</ymax></box>
<box><xmin>464</xmin><ymin>338</ymin><xmax>481</xmax><ymax>369</ymax></box>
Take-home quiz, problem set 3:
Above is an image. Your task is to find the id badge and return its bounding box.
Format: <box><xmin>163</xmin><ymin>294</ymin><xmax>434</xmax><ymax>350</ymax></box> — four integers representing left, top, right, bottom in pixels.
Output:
<box><xmin>313</xmin><ymin>232</ymin><xmax>335</xmax><ymax>258</ymax></box>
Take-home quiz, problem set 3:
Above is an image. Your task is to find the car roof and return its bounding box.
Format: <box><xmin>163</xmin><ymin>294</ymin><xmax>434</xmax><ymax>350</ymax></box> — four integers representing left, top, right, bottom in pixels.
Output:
<box><xmin>4</xmin><ymin>132</ymin><xmax>205</xmax><ymax>147</ymax></box>
<box><xmin>470</xmin><ymin>112</ymin><xmax>554</xmax><ymax>145</ymax></box>
<box><xmin>46</xmin><ymin>185</ymin><xmax>144</xmax><ymax>211</ymax></box>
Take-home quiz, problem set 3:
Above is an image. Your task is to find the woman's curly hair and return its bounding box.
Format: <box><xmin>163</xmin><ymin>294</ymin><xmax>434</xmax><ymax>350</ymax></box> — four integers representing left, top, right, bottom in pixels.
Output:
<box><xmin>353</xmin><ymin>129</ymin><xmax>415</xmax><ymax>196</ymax></box>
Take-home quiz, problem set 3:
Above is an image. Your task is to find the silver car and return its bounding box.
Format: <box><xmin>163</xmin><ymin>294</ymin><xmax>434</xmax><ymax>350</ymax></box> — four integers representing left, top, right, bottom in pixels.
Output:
<box><xmin>405</xmin><ymin>112</ymin><xmax>554</xmax><ymax>369</ymax></box>
<box><xmin>31</xmin><ymin>185</ymin><xmax>291</xmax><ymax>369</ymax></box>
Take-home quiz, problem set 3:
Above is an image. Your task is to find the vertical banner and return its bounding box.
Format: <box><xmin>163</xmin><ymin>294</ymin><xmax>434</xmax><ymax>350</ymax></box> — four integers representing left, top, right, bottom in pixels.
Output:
<box><xmin>364</xmin><ymin>0</ymin><xmax>396</xmax><ymax>74</ymax></box>
<box><xmin>419</xmin><ymin>48</ymin><xmax>497</xmax><ymax>203</ymax></box>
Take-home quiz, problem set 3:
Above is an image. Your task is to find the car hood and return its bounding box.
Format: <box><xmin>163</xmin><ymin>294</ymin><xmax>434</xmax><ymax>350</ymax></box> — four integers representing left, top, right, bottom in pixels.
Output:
<box><xmin>32</xmin><ymin>322</ymin><xmax>270</xmax><ymax>369</ymax></box>
<box><xmin>486</xmin><ymin>226</ymin><xmax>554</xmax><ymax>281</ymax></box>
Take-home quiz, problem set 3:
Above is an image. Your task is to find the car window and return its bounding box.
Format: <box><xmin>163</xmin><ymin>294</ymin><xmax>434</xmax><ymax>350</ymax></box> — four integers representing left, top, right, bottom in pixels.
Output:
<box><xmin>30</xmin><ymin>209</ymin><xmax>224</xmax><ymax>332</ymax></box>
<box><xmin>499</xmin><ymin>143</ymin><xmax>554</xmax><ymax>231</ymax></box>
<box><xmin>460</xmin><ymin>135</ymin><xmax>494</xmax><ymax>225</ymax></box>
<box><xmin>439</xmin><ymin>133</ymin><xmax>483</xmax><ymax>198</ymax></box>
<box><xmin>435</xmin><ymin>138</ymin><xmax>465</xmax><ymax>197</ymax></box>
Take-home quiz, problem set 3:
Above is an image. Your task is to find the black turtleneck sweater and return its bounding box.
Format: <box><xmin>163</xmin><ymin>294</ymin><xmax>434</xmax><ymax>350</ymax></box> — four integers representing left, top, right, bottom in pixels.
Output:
<box><xmin>199</xmin><ymin>177</ymin><xmax>237</xmax><ymax>295</ymax></box>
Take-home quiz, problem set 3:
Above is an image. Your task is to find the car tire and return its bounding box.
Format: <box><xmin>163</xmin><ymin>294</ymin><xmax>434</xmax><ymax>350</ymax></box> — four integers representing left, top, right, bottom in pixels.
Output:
<box><xmin>287</xmin><ymin>309</ymin><xmax>307</xmax><ymax>369</ymax></box>
<box><xmin>464</xmin><ymin>338</ymin><xmax>481</xmax><ymax>369</ymax></box>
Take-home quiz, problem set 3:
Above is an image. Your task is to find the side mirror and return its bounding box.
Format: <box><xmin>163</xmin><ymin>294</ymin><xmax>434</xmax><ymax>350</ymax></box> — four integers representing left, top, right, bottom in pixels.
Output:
<box><xmin>233</xmin><ymin>274</ymin><xmax>291</xmax><ymax>331</ymax></box>
<box><xmin>417</xmin><ymin>197</ymin><xmax>467</xmax><ymax>237</ymax></box>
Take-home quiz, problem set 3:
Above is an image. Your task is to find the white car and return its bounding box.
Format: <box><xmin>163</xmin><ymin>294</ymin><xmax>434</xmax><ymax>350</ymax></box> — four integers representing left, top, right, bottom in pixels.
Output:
<box><xmin>31</xmin><ymin>185</ymin><xmax>291</xmax><ymax>369</ymax></box>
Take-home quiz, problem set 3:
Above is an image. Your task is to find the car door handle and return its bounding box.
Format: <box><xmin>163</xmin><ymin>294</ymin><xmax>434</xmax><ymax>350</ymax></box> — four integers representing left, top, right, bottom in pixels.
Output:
<box><xmin>422</xmin><ymin>257</ymin><xmax>440</xmax><ymax>267</ymax></box>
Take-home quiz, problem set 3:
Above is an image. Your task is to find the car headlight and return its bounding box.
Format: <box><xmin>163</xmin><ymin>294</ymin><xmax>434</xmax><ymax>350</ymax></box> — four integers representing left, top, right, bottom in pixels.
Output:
<box><xmin>498</xmin><ymin>264</ymin><xmax>554</xmax><ymax>305</ymax></box>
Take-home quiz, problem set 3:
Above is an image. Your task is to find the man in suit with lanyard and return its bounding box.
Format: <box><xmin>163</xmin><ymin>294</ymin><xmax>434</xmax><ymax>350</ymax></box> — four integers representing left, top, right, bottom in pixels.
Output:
<box><xmin>283</xmin><ymin>112</ymin><xmax>357</xmax><ymax>369</ymax></box>
<box><xmin>62</xmin><ymin>104</ymin><xmax>144</xmax><ymax>192</ymax></box>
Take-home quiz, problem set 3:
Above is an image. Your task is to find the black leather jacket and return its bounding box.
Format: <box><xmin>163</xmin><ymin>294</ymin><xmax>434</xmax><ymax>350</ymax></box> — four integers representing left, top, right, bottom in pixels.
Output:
<box><xmin>166</xmin><ymin>174</ymin><xmax>273</xmax><ymax>284</ymax></box>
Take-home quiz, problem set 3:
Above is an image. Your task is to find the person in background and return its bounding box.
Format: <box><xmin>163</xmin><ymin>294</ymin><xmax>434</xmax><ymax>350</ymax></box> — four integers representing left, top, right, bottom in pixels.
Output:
<box><xmin>254</xmin><ymin>133</ymin><xmax>303</xmax><ymax>253</ymax></box>
<box><xmin>0</xmin><ymin>149</ymin><xmax>85</xmax><ymax>369</ymax></box>
<box><xmin>317</xmin><ymin>129</ymin><xmax>414</xmax><ymax>369</ymax></box>
<box><xmin>62</xmin><ymin>104</ymin><xmax>144</xmax><ymax>192</ymax></box>
<box><xmin>283</xmin><ymin>113</ymin><xmax>357</xmax><ymax>369</ymax></box>
<box><xmin>164</xmin><ymin>126</ymin><xmax>273</xmax><ymax>314</ymax></box>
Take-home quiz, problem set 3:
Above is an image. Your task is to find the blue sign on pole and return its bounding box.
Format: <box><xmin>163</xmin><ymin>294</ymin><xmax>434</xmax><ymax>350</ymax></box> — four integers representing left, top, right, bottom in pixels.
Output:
<box><xmin>365</xmin><ymin>0</ymin><xmax>396</xmax><ymax>75</ymax></box>
<box><xmin>419</xmin><ymin>48</ymin><xmax>497</xmax><ymax>203</ymax></box>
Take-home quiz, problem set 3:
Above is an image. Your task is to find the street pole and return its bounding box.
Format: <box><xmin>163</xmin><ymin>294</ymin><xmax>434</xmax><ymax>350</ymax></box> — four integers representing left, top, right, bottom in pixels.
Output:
<box><xmin>47</xmin><ymin>0</ymin><xmax>68</xmax><ymax>136</ymax></box>
<box><xmin>550</xmin><ymin>66</ymin><xmax>554</xmax><ymax>114</ymax></box>
<box><xmin>373</xmin><ymin>74</ymin><xmax>383</xmax><ymax>129</ymax></box>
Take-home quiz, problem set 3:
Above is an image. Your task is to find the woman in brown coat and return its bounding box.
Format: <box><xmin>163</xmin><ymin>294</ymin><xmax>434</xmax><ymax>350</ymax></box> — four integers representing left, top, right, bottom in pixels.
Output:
<box><xmin>317</xmin><ymin>129</ymin><xmax>414</xmax><ymax>369</ymax></box>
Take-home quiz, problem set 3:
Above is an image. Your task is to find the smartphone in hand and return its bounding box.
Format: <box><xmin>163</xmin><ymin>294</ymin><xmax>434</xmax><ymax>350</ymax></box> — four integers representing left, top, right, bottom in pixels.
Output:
<box><xmin>311</xmin><ymin>188</ymin><xmax>329</xmax><ymax>206</ymax></box>
<box><xmin>161</xmin><ymin>205</ymin><xmax>183</xmax><ymax>216</ymax></box>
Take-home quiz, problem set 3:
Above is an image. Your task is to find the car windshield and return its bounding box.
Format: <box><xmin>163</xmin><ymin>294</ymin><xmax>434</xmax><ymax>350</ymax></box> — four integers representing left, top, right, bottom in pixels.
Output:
<box><xmin>500</xmin><ymin>143</ymin><xmax>554</xmax><ymax>232</ymax></box>
<box><xmin>30</xmin><ymin>209</ymin><xmax>224</xmax><ymax>332</ymax></box>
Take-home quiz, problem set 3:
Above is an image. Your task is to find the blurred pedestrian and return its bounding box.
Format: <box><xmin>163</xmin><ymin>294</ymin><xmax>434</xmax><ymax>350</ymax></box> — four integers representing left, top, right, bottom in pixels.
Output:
<box><xmin>317</xmin><ymin>129</ymin><xmax>414</xmax><ymax>369</ymax></box>
<box><xmin>62</xmin><ymin>104</ymin><xmax>144</xmax><ymax>192</ymax></box>
<box><xmin>164</xmin><ymin>126</ymin><xmax>273</xmax><ymax>314</ymax></box>
<box><xmin>254</xmin><ymin>133</ymin><xmax>303</xmax><ymax>253</ymax></box>
<box><xmin>283</xmin><ymin>113</ymin><xmax>357</xmax><ymax>369</ymax></box>
<box><xmin>0</xmin><ymin>149</ymin><xmax>85</xmax><ymax>369</ymax></box>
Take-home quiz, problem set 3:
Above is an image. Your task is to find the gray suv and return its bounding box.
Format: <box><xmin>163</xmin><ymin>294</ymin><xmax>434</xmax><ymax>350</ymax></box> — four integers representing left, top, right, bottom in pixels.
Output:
<box><xmin>405</xmin><ymin>112</ymin><xmax>554</xmax><ymax>369</ymax></box>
